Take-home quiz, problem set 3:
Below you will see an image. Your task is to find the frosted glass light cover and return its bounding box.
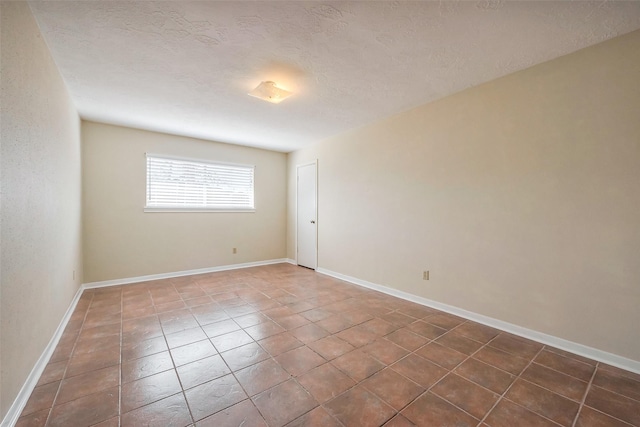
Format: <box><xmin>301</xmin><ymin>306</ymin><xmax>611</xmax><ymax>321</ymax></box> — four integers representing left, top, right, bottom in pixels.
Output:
<box><xmin>248</xmin><ymin>81</ymin><xmax>292</xmax><ymax>104</ymax></box>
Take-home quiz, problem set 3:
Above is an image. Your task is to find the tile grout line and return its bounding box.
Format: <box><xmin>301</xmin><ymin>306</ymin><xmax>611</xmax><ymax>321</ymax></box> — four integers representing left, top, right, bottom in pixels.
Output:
<box><xmin>469</xmin><ymin>345</ymin><xmax>594</xmax><ymax>402</ymax></box>
<box><xmin>241</xmin><ymin>274</ymin><xmax>346</xmax><ymax>427</ymax></box>
<box><xmin>210</xmin><ymin>312</ymin><xmax>279</xmax><ymax>423</ymax></box>
<box><xmin>420</xmin><ymin>321</ymin><xmax>602</xmax><ymax>423</ymax></box>
<box><xmin>92</xmin><ymin>274</ymin><xmax>320</xmax><ymax>420</ymax></box>
<box><xmin>29</xmin><ymin>269</ymin><xmax>267</xmax><ymax>425</ymax></box>
<box><xmin>358</xmin><ymin>319</ymin><xmax>473</xmax><ymax>420</ymax></box>
<box><xmin>151</xmin><ymin>281</ymin><xmax>196</xmax><ymax>426</ymax></box>
<box><xmin>281</xmin><ymin>307</ymin><xmax>400</xmax><ymax>426</ymax></box>
<box><xmin>248</xmin><ymin>295</ymin><xmax>333</xmax><ymax>426</ymax></box>
<box><xmin>170</xmin><ymin>280</ymin><xmax>200</xmax><ymax>426</ymax></box>
<box><xmin>181</xmin><ymin>274</ymin><xmax>302</xmax><ymax>426</ymax></box>
<box><xmin>569</xmin><ymin>363</ymin><xmax>637</xmax><ymax>427</ymax></box>
<box><xmin>21</xmin><ymin>265</ymin><xmax>638</xmax><ymax>427</ymax></box>
<box><xmin>43</xmin><ymin>291</ymin><xmax>94</xmax><ymax>427</ymax></box>
<box><xmin>471</xmin><ymin>343</ymin><xmax>638</xmax><ymax>427</ymax></box>
<box><xmin>580</xmin><ymin>373</ymin><xmax>640</xmax><ymax>404</ymax></box>
<box><xmin>287</xmin><ymin>304</ymin><xmax>404</xmax><ymax>426</ymax></box>
<box><xmin>581</xmin><ymin>407</ymin><xmax>636</xmax><ymax>427</ymax></box>
<box><xmin>528</xmin><ymin>359</ymin><xmax>591</xmax><ymax>384</ymax></box>
<box><xmin>138</xmin><ymin>274</ymin><xmax>279</xmax><ymax>423</ymax></box>
<box><xmin>311</xmin><ymin>310</ymin><xmax>468</xmax><ymax>423</ymax></box>
<box><xmin>570</xmin><ymin>362</ymin><xmax>598</xmax><ymax>427</ymax></box>
<box><xmin>336</xmin><ymin>318</ymin><xmax>491</xmax><ymax>424</ymax></box>
<box><xmin>399</xmin><ymin>328</ymin><xmax>503</xmax><ymax>424</ymax></box>
<box><xmin>258</xmin><ymin>284</ymin><xmax>406</xmax><ymax>425</ymax></box>
<box><xmin>476</xmin><ymin>345</ymin><xmax>565</xmax><ymax>427</ymax></box>
<box><xmin>129</xmin><ymin>282</ymin><xmax>200</xmax><ymax>421</ymax></box>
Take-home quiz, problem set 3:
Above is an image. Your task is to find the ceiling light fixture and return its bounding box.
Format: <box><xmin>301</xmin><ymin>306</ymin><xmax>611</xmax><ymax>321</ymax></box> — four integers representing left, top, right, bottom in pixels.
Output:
<box><xmin>248</xmin><ymin>81</ymin><xmax>292</xmax><ymax>104</ymax></box>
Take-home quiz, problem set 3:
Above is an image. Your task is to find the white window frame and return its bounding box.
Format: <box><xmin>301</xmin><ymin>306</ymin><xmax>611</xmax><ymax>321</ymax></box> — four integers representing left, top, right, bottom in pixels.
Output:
<box><xmin>145</xmin><ymin>153</ymin><xmax>255</xmax><ymax>213</ymax></box>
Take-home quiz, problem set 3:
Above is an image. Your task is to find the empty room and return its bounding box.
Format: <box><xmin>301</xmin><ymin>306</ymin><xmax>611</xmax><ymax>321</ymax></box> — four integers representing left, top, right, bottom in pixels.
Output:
<box><xmin>1</xmin><ymin>1</ymin><xmax>640</xmax><ymax>426</ymax></box>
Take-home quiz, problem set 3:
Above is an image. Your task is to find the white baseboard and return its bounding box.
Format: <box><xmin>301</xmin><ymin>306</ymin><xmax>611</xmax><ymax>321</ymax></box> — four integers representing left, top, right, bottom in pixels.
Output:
<box><xmin>1</xmin><ymin>285</ymin><xmax>84</xmax><ymax>427</ymax></box>
<box><xmin>8</xmin><ymin>260</ymin><xmax>636</xmax><ymax>427</ymax></box>
<box><xmin>83</xmin><ymin>258</ymin><xmax>290</xmax><ymax>289</ymax></box>
<box><xmin>317</xmin><ymin>267</ymin><xmax>640</xmax><ymax>375</ymax></box>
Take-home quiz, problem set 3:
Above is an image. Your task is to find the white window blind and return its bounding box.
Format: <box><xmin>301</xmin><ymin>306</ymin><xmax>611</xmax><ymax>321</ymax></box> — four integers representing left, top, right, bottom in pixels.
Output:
<box><xmin>145</xmin><ymin>154</ymin><xmax>255</xmax><ymax>211</ymax></box>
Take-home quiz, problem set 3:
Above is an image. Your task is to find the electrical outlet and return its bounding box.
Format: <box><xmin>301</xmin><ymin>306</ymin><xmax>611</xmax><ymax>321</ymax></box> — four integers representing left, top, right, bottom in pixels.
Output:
<box><xmin>233</xmin><ymin>248</ymin><xmax>237</xmax><ymax>254</ymax></box>
<box><xmin>423</xmin><ymin>270</ymin><xmax>429</xmax><ymax>280</ymax></box>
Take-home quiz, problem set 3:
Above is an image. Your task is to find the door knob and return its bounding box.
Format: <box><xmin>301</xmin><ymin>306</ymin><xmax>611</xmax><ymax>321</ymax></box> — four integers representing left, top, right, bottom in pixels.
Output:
<box><xmin>310</xmin><ymin>220</ymin><xmax>316</xmax><ymax>224</ymax></box>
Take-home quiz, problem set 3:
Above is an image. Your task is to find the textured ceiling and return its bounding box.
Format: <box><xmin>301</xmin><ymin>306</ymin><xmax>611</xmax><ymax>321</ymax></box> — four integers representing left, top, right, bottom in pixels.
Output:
<box><xmin>28</xmin><ymin>1</ymin><xmax>640</xmax><ymax>152</ymax></box>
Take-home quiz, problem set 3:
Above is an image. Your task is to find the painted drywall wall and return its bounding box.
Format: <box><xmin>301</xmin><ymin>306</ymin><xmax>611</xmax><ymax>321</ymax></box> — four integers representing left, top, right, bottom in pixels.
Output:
<box><xmin>287</xmin><ymin>30</ymin><xmax>640</xmax><ymax>361</ymax></box>
<box><xmin>82</xmin><ymin>122</ymin><xmax>287</xmax><ymax>283</ymax></box>
<box><xmin>0</xmin><ymin>2</ymin><xmax>83</xmax><ymax>417</ymax></box>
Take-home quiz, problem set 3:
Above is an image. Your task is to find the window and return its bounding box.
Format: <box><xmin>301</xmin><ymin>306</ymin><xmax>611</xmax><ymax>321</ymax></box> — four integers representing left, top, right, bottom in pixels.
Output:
<box><xmin>145</xmin><ymin>154</ymin><xmax>255</xmax><ymax>212</ymax></box>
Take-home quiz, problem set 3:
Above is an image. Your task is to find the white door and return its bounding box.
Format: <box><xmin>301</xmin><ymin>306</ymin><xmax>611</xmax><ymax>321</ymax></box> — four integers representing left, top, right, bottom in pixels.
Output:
<box><xmin>297</xmin><ymin>162</ymin><xmax>317</xmax><ymax>269</ymax></box>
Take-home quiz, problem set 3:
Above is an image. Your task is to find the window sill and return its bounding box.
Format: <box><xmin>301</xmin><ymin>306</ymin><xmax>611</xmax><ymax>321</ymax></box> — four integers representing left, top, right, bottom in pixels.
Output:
<box><xmin>144</xmin><ymin>207</ymin><xmax>256</xmax><ymax>213</ymax></box>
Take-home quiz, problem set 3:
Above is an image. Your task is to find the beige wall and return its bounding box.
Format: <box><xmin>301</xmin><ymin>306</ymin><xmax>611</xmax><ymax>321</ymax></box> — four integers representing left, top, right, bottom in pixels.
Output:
<box><xmin>82</xmin><ymin>122</ymin><xmax>287</xmax><ymax>283</ymax></box>
<box><xmin>0</xmin><ymin>2</ymin><xmax>83</xmax><ymax>416</ymax></box>
<box><xmin>288</xmin><ymin>30</ymin><xmax>640</xmax><ymax>361</ymax></box>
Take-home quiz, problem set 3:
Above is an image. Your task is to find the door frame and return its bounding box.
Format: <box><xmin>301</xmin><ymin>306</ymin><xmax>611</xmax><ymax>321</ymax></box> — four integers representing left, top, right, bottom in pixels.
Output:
<box><xmin>295</xmin><ymin>160</ymin><xmax>318</xmax><ymax>269</ymax></box>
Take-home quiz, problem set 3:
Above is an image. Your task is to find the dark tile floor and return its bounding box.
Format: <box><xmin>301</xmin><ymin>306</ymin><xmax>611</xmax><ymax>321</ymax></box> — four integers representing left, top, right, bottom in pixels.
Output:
<box><xmin>16</xmin><ymin>263</ymin><xmax>640</xmax><ymax>426</ymax></box>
